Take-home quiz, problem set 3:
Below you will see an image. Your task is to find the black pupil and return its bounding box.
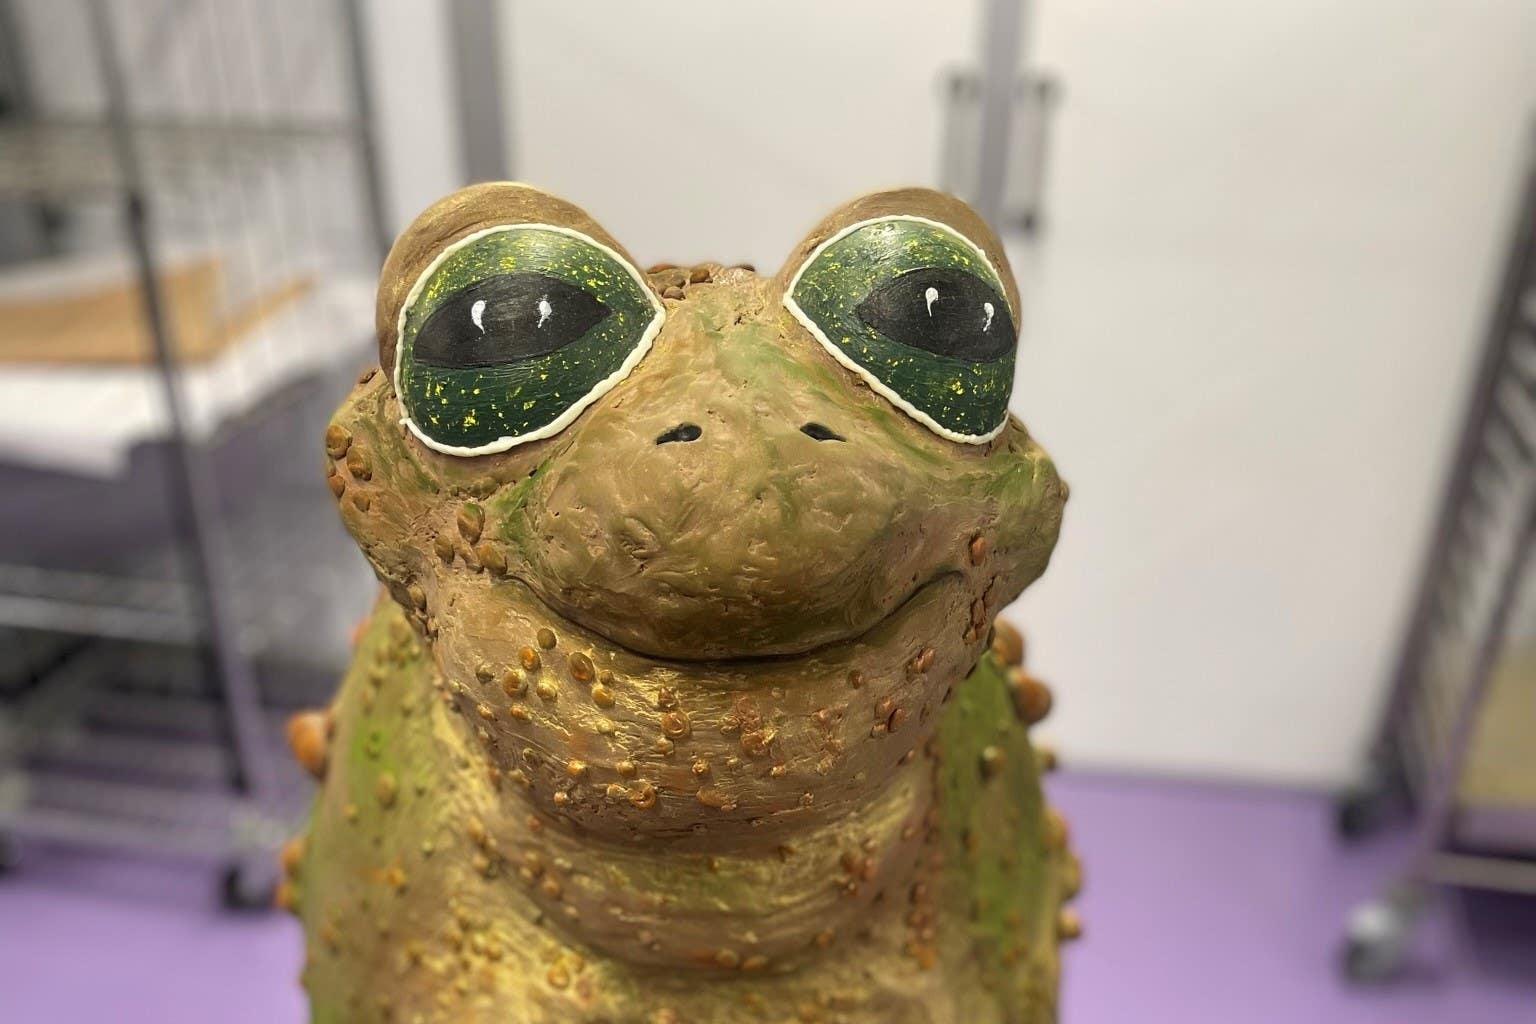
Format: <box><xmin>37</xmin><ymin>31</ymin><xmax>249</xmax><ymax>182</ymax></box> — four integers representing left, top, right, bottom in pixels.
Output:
<box><xmin>855</xmin><ymin>267</ymin><xmax>1014</xmax><ymax>362</ymax></box>
<box><xmin>413</xmin><ymin>272</ymin><xmax>609</xmax><ymax>368</ymax></box>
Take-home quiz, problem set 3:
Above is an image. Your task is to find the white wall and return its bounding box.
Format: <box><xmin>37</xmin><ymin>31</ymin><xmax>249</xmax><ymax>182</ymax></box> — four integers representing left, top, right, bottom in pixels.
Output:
<box><xmin>1011</xmin><ymin>0</ymin><xmax>1536</xmax><ymax>785</ymax></box>
<box><xmin>364</xmin><ymin>0</ymin><xmax>464</xmax><ymax>236</ymax></box>
<box><xmin>503</xmin><ymin>1</ymin><xmax>978</xmax><ymax>270</ymax></box>
<box><xmin>368</xmin><ymin>1</ymin><xmax>1536</xmax><ymax>787</ymax></box>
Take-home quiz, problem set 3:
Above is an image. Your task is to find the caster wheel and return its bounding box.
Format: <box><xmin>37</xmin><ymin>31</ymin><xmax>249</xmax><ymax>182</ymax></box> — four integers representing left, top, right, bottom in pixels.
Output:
<box><xmin>1341</xmin><ymin>898</ymin><xmax>1411</xmax><ymax>982</ymax></box>
<box><xmin>1335</xmin><ymin>785</ymin><xmax>1386</xmax><ymax>840</ymax></box>
<box><xmin>1333</xmin><ymin>760</ymin><xmax>1405</xmax><ymax>841</ymax></box>
<box><xmin>219</xmin><ymin>863</ymin><xmax>277</xmax><ymax>911</ymax></box>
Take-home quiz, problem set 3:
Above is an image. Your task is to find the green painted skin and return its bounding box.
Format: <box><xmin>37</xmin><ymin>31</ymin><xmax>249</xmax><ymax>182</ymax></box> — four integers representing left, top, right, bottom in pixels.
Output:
<box><xmin>937</xmin><ymin>652</ymin><xmax>1056</xmax><ymax>1019</ymax></box>
<box><xmin>789</xmin><ymin>219</ymin><xmax>1015</xmax><ymax>439</ymax></box>
<box><xmin>397</xmin><ymin>227</ymin><xmax>660</xmax><ymax>451</ymax></box>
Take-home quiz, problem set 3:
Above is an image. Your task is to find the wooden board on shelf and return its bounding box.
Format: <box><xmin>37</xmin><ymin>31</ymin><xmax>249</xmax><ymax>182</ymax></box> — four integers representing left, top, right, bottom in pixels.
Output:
<box><xmin>1460</xmin><ymin>649</ymin><xmax>1536</xmax><ymax>812</ymax></box>
<box><xmin>0</xmin><ymin>252</ymin><xmax>312</xmax><ymax>366</ymax></box>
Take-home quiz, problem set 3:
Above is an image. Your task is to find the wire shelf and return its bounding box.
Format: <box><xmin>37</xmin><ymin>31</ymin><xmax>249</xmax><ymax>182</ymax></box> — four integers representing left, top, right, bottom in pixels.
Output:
<box><xmin>0</xmin><ymin>0</ymin><xmax>387</xmax><ymax>902</ymax></box>
<box><xmin>0</xmin><ymin>117</ymin><xmax>357</xmax><ymax>201</ymax></box>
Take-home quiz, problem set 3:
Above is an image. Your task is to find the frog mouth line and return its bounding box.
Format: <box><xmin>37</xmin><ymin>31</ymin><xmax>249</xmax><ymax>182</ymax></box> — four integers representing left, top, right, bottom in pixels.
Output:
<box><xmin>511</xmin><ymin>570</ymin><xmax>967</xmax><ymax>668</ymax></box>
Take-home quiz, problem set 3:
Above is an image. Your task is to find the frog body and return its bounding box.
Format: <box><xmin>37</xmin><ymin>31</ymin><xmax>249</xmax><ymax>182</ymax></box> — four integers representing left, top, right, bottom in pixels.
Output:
<box><xmin>288</xmin><ymin>183</ymin><xmax>1073</xmax><ymax>1023</ymax></box>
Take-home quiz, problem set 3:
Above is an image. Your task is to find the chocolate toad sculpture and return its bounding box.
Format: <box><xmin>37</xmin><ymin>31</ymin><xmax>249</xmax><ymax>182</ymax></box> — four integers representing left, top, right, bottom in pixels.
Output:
<box><xmin>286</xmin><ymin>182</ymin><xmax>1074</xmax><ymax>1023</ymax></box>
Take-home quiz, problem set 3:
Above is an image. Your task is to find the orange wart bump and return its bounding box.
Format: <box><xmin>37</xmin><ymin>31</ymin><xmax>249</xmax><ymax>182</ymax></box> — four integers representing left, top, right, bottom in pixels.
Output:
<box><xmin>567</xmin><ymin>651</ymin><xmax>594</xmax><ymax>681</ymax></box>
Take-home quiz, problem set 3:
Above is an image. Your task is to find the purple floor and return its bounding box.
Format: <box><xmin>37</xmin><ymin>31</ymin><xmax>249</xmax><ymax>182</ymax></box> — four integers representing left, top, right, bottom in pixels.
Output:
<box><xmin>2</xmin><ymin>774</ymin><xmax>1533</xmax><ymax>1023</ymax></box>
<box><xmin>1054</xmin><ymin>774</ymin><xmax>1535</xmax><ymax>1023</ymax></box>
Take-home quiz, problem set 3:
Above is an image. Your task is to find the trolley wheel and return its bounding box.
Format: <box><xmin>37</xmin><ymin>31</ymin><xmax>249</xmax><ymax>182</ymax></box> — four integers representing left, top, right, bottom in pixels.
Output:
<box><xmin>219</xmin><ymin>862</ymin><xmax>277</xmax><ymax>912</ymax></box>
<box><xmin>1333</xmin><ymin>761</ymin><xmax>1404</xmax><ymax>841</ymax></box>
<box><xmin>1341</xmin><ymin>897</ymin><xmax>1414</xmax><ymax>982</ymax></box>
<box><xmin>1335</xmin><ymin>786</ymin><xmax>1386</xmax><ymax>840</ymax></box>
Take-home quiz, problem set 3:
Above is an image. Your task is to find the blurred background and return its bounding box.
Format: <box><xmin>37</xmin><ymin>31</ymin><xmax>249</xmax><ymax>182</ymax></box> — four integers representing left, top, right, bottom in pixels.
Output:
<box><xmin>1</xmin><ymin>1</ymin><xmax>1533</xmax><ymax>1020</ymax></box>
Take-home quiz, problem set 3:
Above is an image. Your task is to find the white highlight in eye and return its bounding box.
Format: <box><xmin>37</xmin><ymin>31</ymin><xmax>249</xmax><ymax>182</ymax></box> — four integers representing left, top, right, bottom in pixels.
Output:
<box><xmin>536</xmin><ymin>295</ymin><xmax>553</xmax><ymax>328</ymax></box>
<box><xmin>924</xmin><ymin>286</ymin><xmax>939</xmax><ymax>316</ymax></box>
<box><xmin>395</xmin><ymin>220</ymin><xmax>666</xmax><ymax>458</ymax></box>
<box><xmin>470</xmin><ymin>298</ymin><xmax>486</xmax><ymax>333</ymax></box>
<box><xmin>782</xmin><ymin>213</ymin><xmax>1011</xmax><ymax>445</ymax></box>
<box><xmin>982</xmin><ymin>301</ymin><xmax>995</xmax><ymax>332</ymax></box>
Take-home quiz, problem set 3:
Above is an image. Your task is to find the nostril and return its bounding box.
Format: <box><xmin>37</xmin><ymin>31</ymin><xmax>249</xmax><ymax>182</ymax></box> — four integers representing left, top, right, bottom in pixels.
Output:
<box><xmin>800</xmin><ymin>422</ymin><xmax>845</xmax><ymax>442</ymax></box>
<box><xmin>656</xmin><ymin>423</ymin><xmax>703</xmax><ymax>445</ymax></box>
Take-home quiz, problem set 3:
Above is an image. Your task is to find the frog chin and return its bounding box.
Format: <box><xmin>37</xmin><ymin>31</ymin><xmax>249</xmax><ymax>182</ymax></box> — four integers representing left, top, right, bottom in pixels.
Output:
<box><xmin>422</xmin><ymin>566</ymin><xmax>992</xmax><ymax>843</ymax></box>
<box><xmin>516</xmin><ymin>569</ymin><xmax>968</xmax><ymax>669</ymax></box>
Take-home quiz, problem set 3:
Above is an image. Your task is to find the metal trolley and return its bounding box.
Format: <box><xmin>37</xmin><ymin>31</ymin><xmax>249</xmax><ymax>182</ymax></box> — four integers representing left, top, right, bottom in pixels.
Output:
<box><xmin>1339</xmin><ymin>124</ymin><xmax>1536</xmax><ymax>979</ymax></box>
<box><xmin>0</xmin><ymin>0</ymin><xmax>386</xmax><ymax>906</ymax></box>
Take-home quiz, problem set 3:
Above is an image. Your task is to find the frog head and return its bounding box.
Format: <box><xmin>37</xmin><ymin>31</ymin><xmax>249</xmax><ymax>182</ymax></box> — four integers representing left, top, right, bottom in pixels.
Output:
<box><xmin>325</xmin><ymin>182</ymin><xmax>1065</xmax><ymax>838</ymax></box>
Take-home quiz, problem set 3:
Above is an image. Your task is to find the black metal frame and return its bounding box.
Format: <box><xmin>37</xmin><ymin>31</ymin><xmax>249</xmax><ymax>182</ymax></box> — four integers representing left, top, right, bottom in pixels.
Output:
<box><xmin>1340</xmin><ymin>122</ymin><xmax>1536</xmax><ymax>980</ymax></box>
<box><xmin>0</xmin><ymin>0</ymin><xmax>389</xmax><ymax>905</ymax></box>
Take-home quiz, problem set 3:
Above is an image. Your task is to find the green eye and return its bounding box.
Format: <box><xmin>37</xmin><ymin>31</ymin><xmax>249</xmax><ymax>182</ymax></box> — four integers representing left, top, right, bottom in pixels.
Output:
<box><xmin>784</xmin><ymin>216</ymin><xmax>1016</xmax><ymax>443</ymax></box>
<box><xmin>395</xmin><ymin>224</ymin><xmax>663</xmax><ymax>455</ymax></box>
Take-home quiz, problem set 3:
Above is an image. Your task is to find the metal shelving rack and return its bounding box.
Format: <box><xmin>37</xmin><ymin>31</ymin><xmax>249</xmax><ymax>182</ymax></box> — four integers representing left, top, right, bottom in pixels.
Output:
<box><xmin>1338</xmin><ymin>123</ymin><xmax>1536</xmax><ymax>979</ymax></box>
<box><xmin>0</xmin><ymin>0</ymin><xmax>388</xmax><ymax>904</ymax></box>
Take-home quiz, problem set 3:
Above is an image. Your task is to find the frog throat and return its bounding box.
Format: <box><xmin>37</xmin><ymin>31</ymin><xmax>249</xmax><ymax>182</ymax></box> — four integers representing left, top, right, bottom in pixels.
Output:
<box><xmin>419</xmin><ymin>566</ymin><xmax>988</xmax><ymax>843</ymax></box>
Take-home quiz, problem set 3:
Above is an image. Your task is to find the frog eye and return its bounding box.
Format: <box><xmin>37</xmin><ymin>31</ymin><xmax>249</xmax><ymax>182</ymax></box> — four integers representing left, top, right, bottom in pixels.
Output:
<box><xmin>783</xmin><ymin>215</ymin><xmax>1016</xmax><ymax>443</ymax></box>
<box><xmin>395</xmin><ymin>224</ymin><xmax>663</xmax><ymax>455</ymax></box>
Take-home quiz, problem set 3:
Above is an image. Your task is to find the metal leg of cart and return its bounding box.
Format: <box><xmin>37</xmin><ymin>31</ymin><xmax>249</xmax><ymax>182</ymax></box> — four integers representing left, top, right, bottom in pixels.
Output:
<box><xmin>1344</xmin><ymin>493</ymin><xmax>1536</xmax><ymax>979</ymax></box>
<box><xmin>1334</xmin><ymin>742</ymin><xmax>1413</xmax><ymax>842</ymax></box>
<box><xmin>1340</xmin><ymin>124</ymin><xmax>1536</xmax><ymax>980</ymax></box>
<box><xmin>86</xmin><ymin>0</ymin><xmax>281</xmax><ymax>907</ymax></box>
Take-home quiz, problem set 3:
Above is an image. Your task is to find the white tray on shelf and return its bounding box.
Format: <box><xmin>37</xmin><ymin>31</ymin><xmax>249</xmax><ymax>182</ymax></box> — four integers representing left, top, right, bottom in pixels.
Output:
<box><xmin>0</xmin><ymin>272</ymin><xmax>375</xmax><ymax>478</ymax></box>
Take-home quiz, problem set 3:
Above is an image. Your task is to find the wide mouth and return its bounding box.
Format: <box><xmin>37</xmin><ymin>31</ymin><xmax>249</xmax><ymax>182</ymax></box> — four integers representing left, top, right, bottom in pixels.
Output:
<box><xmin>514</xmin><ymin>570</ymin><xmax>965</xmax><ymax>667</ymax></box>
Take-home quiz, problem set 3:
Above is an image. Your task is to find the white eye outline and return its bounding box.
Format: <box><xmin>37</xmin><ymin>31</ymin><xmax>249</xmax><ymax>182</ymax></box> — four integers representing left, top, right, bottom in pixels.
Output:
<box><xmin>782</xmin><ymin>214</ymin><xmax>1015</xmax><ymax>445</ymax></box>
<box><xmin>393</xmin><ymin>222</ymin><xmax>664</xmax><ymax>457</ymax></box>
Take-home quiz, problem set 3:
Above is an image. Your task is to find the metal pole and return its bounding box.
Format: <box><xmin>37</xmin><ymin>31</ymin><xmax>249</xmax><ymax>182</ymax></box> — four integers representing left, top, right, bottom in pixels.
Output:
<box><xmin>447</xmin><ymin>0</ymin><xmax>513</xmax><ymax>185</ymax></box>
<box><xmin>1410</xmin><ymin>492</ymin><xmax>1536</xmax><ymax>870</ymax></box>
<box><xmin>973</xmin><ymin>0</ymin><xmax>1025</xmax><ymax>229</ymax></box>
<box><xmin>0</xmin><ymin>0</ymin><xmax>66</xmax><ymax>256</ymax></box>
<box><xmin>84</xmin><ymin>0</ymin><xmax>277</xmax><ymax>804</ymax></box>
<box><xmin>340</xmin><ymin>0</ymin><xmax>393</xmax><ymax>265</ymax></box>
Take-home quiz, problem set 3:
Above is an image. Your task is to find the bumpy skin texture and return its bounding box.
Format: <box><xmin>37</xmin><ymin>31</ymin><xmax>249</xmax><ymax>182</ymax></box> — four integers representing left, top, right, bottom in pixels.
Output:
<box><xmin>289</xmin><ymin>183</ymin><xmax>1075</xmax><ymax>1023</ymax></box>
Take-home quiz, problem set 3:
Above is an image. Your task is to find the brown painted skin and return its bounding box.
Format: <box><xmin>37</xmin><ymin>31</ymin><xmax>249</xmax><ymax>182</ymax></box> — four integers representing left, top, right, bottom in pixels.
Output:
<box><xmin>292</xmin><ymin>183</ymin><xmax>1074</xmax><ymax>1023</ymax></box>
